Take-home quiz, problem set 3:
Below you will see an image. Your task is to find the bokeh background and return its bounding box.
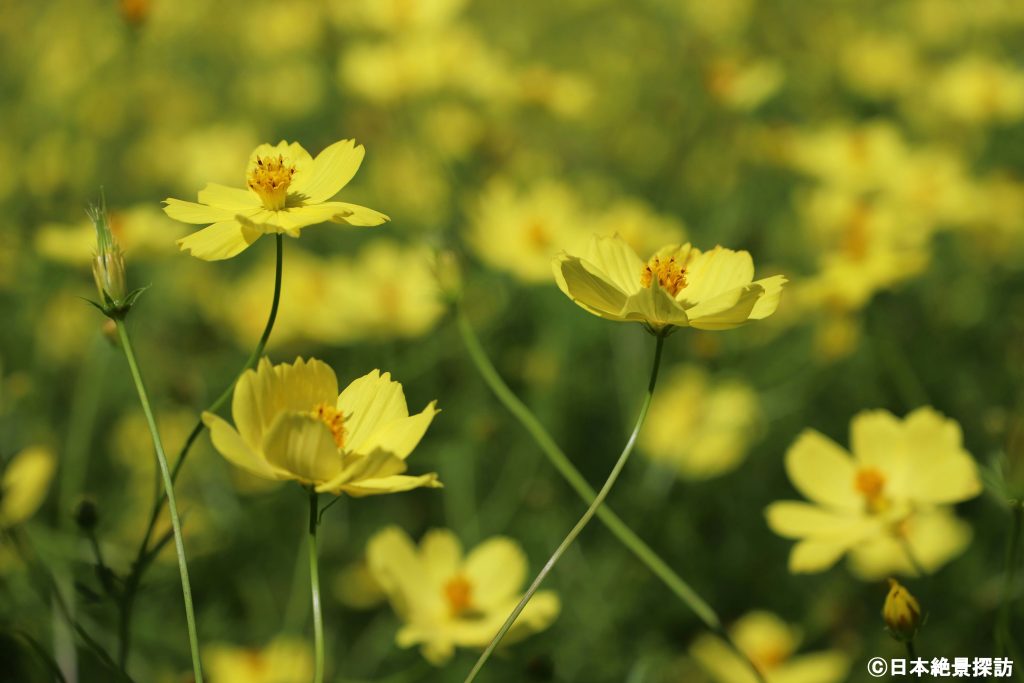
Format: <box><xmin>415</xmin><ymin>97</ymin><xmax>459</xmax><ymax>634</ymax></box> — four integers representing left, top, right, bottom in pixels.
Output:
<box><xmin>2</xmin><ymin>0</ymin><xmax>1024</xmax><ymax>681</ymax></box>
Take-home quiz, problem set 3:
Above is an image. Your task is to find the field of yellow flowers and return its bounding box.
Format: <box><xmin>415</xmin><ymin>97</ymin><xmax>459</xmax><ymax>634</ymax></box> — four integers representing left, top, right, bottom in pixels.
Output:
<box><xmin>3</xmin><ymin>1</ymin><xmax>1024</xmax><ymax>682</ymax></box>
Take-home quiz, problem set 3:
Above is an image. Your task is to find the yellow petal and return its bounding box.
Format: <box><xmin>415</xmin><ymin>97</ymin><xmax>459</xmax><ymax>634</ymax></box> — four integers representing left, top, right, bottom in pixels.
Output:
<box><xmin>686</xmin><ymin>283</ymin><xmax>764</xmax><ymax>330</ymax></box>
<box><xmin>789</xmin><ymin>537</ymin><xmax>853</xmax><ymax>573</ymax></box>
<box><xmin>468</xmin><ymin>591</ymin><xmax>560</xmax><ymax>646</ymax></box>
<box><xmin>581</xmin><ymin>233</ymin><xmax>646</xmax><ymax>295</ymax></box>
<box><xmin>849</xmin><ymin>409</ymin><xmax>903</xmax><ymax>471</ymax></box>
<box><xmin>247</xmin><ymin>141</ymin><xmax>313</xmax><ymax>178</ymax></box>
<box><xmin>337</xmin><ymin>472</ymin><xmax>442</xmax><ymax>498</ymax></box>
<box><xmin>202</xmin><ymin>412</ymin><xmax>279</xmax><ymax>480</ymax></box>
<box><xmin>274</xmin><ymin>357</ymin><xmax>339</xmax><ymax>413</ymax></box>
<box><xmin>553</xmin><ymin>253</ymin><xmax>630</xmax><ymax>320</ymax></box>
<box><xmin>463</xmin><ymin>537</ymin><xmax>527</xmax><ymax>610</ymax></box>
<box><xmin>353</xmin><ymin>401</ymin><xmax>438</xmax><ymax>460</ymax></box>
<box><xmin>337</xmin><ymin>370</ymin><xmax>410</xmax><ymax>450</ymax></box>
<box><xmin>0</xmin><ymin>446</ymin><xmax>55</xmax><ymax>527</ymax></box>
<box><xmin>849</xmin><ymin>508</ymin><xmax>973</xmax><ymax>579</ymax></box>
<box><xmin>366</xmin><ymin>526</ymin><xmax>425</xmax><ymax>619</ymax></box>
<box><xmin>291</xmin><ymin>139</ymin><xmax>365</xmax><ymax>204</ymax></box>
<box><xmin>774</xmin><ymin>652</ymin><xmax>850</xmax><ymax>683</ymax></box>
<box><xmin>748</xmin><ymin>274</ymin><xmax>787</xmax><ymax>319</ymax></box>
<box><xmin>231</xmin><ymin>357</ymin><xmax>277</xmax><ymax>451</ymax></box>
<box><xmin>327</xmin><ymin>202</ymin><xmax>390</xmax><ymax>227</ymax></box>
<box><xmin>785</xmin><ymin>429</ymin><xmax>860</xmax><ymax>510</ymax></box>
<box><xmin>620</xmin><ymin>284</ymin><xmax>689</xmax><ymax>328</ymax></box>
<box><xmin>177</xmin><ymin>221</ymin><xmax>262</xmax><ymax>261</ymax></box>
<box><xmin>899</xmin><ymin>407</ymin><xmax>981</xmax><ymax>504</ymax></box>
<box><xmin>163</xmin><ymin>198</ymin><xmax>240</xmax><ymax>225</ymax></box>
<box><xmin>317</xmin><ymin>451</ymin><xmax>407</xmax><ymax>493</ymax></box>
<box><xmin>197</xmin><ymin>183</ymin><xmax>262</xmax><ymax>211</ymax></box>
<box><xmin>677</xmin><ymin>246</ymin><xmax>754</xmax><ymax>306</ymax></box>
<box><xmin>765</xmin><ymin>501</ymin><xmax>875</xmax><ymax>539</ymax></box>
<box><xmin>421</xmin><ymin>529</ymin><xmax>463</xmax><ymax>585</ymax></box>
<box><xmin>262</xmin><ymin>413</ymin><xmax>342</xmax><ymax>484</ymax></box>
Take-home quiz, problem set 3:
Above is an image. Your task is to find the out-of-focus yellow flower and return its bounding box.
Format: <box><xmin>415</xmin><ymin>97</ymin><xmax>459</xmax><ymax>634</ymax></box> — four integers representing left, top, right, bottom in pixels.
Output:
<box><xmin>204</xmin><ymin>358</ymin><xmax>441</xmax><ymax>497</ymax></box>
<box><xmin>839</xmin><ymin>34</ymin><xmax>920</xmax><ymax>99</ymax></box>
<box><xmin>329</xmin><ymin>0</ymin><xmax>468</xmax><ymax>33</ymax></box>
<box><xmin>930</xmin><ymin>55</ymin><xmax>1024</xmax><ymax>125</ymax></box>
<box><xmin>165</xmin><ymin>139</ymin><xmax>388</xmax><ymax>261</ymax></box>
<box><xmin>640</xmin><ymin>366</ymin><xmax>761</xmax><ymax>480</ymax></box>
<box><xmin>1</xmin><ymin>446</ymin><xmax>56</xmax><ymax>527</ymax></box>
<box><xmin>367</xmin><ymin>526</ymin><xmax>560</xmax><ymax>665</ymax></box>
<box><xmin>883</xmin><ymin>578</ymin><xmax>921</xmax><ymax>642</ymax></box>
<box><xmin>36</xmin><ymin>205</ymin><xmax>187</xmax><ymax>265</ymax></box>
<box><xmin>789</xmin><ymin>122</ymin><xmax>908</xmax><ymax>193</ymax></box>
<box><xmin>333</xmin><ymin>559</ymin><xmax>386</xmax><ymax>609</ymax></box>
<box><xmin>554</xmin><ymin>234</ymin><xmax>785</xmax><ymax>332</ymax></box>
<box><xmin>204</xmin><ymin>636</ymin><xmax>313</xmax><ymax>683</ymax></box>
<box><xmin>705</xmin><ymin>57</ymin><xmax>784</xmax><ymax>111</ymax></box>
<box><xmin>690</xmin><ymin>611</ymin><xmax>849</xmax><ymax>683</ymax></box>
<box><xmin>468</xmin><ymin>179</ymin><xmax>589</xmax><ymax>283</ymax></box>
<box><xmin>590</xmin><ymin>198</ymin><xmax>687</xmax><ymax>257</ymax></box>
<box><xmin>766</xmin><ymin>408</ymin><xmax>981</xmax><ymax>578</ymax></box>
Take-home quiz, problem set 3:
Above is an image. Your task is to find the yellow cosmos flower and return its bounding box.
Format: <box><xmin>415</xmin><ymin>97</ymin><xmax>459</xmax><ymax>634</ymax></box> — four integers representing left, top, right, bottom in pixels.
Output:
<box><xmin>204</xmin><ymin>636</ymin><xmax>313</xmax><ymax>683</ymax></box>
<box><xmin>690</xmin><ymin>611</ymin><xmax>849</xmax><ymax>683</ymax></box>
<box><xmin>165</xmin><ymin>139</ymin><xmax>389</xmax><ymax>261</ymax></box>
<box><xmin>366</xmin><ymin>526</ymin><xmax>560</xmax><ymax>665</ymax></box>
<box><xmin>765</xmin><ymin>407</ymin><xmax>981</xmax><ymax>578</ymax></box>
<box><xmin>553</xmin><ymin>234</ymin><xmax>785</xmax><ymax>332</ymax></box>
<box><xmin>203</xmin><ymin>358</ymin><xmax>441</xmax><ymax>497</ymax></box>
<box><xmin>1</xmin><ymin>446</ymin><xmax>56</xmax><ymax>528</ymax></box>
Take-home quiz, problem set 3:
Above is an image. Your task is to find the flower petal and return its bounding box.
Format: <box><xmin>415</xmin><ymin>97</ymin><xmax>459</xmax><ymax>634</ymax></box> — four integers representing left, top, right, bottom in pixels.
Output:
<box><xmin>353</xmin><ymin>401</ymin><xmax>438</xmax><ymax>460</ymax></box>
<box><xmin>367</xmin><ymin>526</ymin><xmax>426</xmax><ymax>620</ymax></box>
<box><xmin>463</xmin><ymin>537</ymin><xmax>527</xmax><ymax>609</ymax></box>
<box><xmin>678</xmin><ymin>246</ymin><xmax>754</xmax><ymax>305</ymax></box>
<box><xmin>748</xmin><ymin>274</ymin><xmax>787</xmax><ymax>320</ymax></box>
<box><xmin>337</xmin><ymin>370</ymin><xmax>410</xmax><ymax>452</ymax></box>
<box><xmin>685</xmin><ymin>283</ymin><xmax>764</xmax><ymax>330</ymax></box>
<box><xmin>291</xmin><ymin>139</ymin><xmax>365</xmax><ymax>203</ymax></box>
<box><xmin>248</xmin><ymin>141</ymin><xmax>313</xmax><ymax>178</ymax></box>
<box><xmin>202</xmin><ymin>412</ymin><xmax>278</xmax><ymax>480</ymax></box>
<box><xmin>899</xmin><ymin>407</ymin><xmax>981</xmax><ymax>504</ymax></box>
<box><xmin>421</xmin><ymin>529</ymin><xmax>463</xmax><ymax>585</ymax></box>
<box><xmin>581</xmin><ymin>234</ymin><xmax>646</xmax><ymax>295</ymax></box>
<box><xmin>785</xmin><ymin>429</ymin><xmax>861</xmax><ymax>510</ymax></box>
<box><xmin>274</xmin><ymin>358</ymin><xmax>339</xmax><ymax>413</ymax></box>
<box><xmin>197</xmin><ymin>183</ymin><xmax>262</xmax><ymax>211</ymax></box>
<box><xmin>789</xmin><ymin>537</ymin><xmax>853</xmax><ymax>573</ymax></box>
<box><xmin>0</xmin><ymin>446</ymin><xmax>55</xmax><ymax>527</ymax></box>
<box><xmin>553</xmin><ymin>253</ymin><xmax>630</xmax><ymax>320</ymax></box>
<box><xmin>163</xmin><ymin>199</ymin><xmax>240</xmax><ymax>224</ymax></box>
<box><xmin>262</xmin><ymin>413</ymin><xmax>343</xmax><ymax>485</ymax></box>
<box><xmin>177</xmin><ymin>221</ymin><xmax>262</xmax><ymax>261</ymax></box>
<box><xmin>327</xmin><ymin>202</ymin><xmax>390</xmax><ymax>227</ymax></box>
<box><xmin>337</xmin><ymin>472</ymin><xmax>442</xmax><ymax>497</ymax></box>
<box><xmin>765</xmin><ymin>501</ymin><xmax>875</xmax><ymax>539</ymax></box>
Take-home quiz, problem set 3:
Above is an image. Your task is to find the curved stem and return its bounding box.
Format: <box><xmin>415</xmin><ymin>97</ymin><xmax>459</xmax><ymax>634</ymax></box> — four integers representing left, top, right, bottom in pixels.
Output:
<box><xmin>118</xmin><ymin>235</ymin><xmax>284</xmax><ymax>661</ymax></box>
<box><xmin>308</xmin><ymin>490</ymin><xmax>325</xmax><ymax>683</ymax></box>
<box><xmin>115</xmin><ymin>319</ymin><xmax>203</xmax><ymax>683</ymax></box>
<box><xmin>464</xmin><ymin>332</ymin><xmax>666</xmax><ymax>683</ymax></box>
<box><xmin>457</xmin><ymin>310</ymin><xmax>765</xmax><ymax>682</ymax></box>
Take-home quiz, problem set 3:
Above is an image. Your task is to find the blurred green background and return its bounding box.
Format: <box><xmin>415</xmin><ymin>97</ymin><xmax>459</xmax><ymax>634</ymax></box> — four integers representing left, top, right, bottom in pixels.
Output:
<box><xmin>2</xmin><ymin>0</ymin><xmax>1024</xmax><ymax>681</ymax></box>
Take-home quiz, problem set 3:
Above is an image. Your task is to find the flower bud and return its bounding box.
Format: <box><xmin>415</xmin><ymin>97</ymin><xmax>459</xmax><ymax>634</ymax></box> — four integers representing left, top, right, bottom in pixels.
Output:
<box><xmin>883</xmin><ymin>578</ymin><xmax>921</xmax><ymax>642</ymax></box>
<box><xmin>73</xmin><ymin>498</ymin><xmax>99</xmax><ymax>532</ymax></box>
<box><xmin>90</xmin><ymin>206</ymin><xmax>127</xmax><ymax>305</ymax></box>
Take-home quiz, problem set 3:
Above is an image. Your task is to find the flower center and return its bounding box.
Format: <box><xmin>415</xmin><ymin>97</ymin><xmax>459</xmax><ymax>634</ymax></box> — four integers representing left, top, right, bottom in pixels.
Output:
<box><xmin>312</xmin><ymin>403</ymin><xmax>346</xmax><ymax>449</ymax></box>
<box><xmin>855</xmin><ymin>467</ymin><xmax>888</xmax><ymax>513</ymax></box>
<box><xmin>641</xmin><ymin>255</ymin><xmax>687</xmax><ymax>296</ymax></box>
<box><xmin>248</xmin><ymin>155</ymin><xmax>295</xmax><ymax>210</ymax></box>
<box><xmin>526</xmin><ymin>220</ymin><xmax>551</xmax><ymax>251</ymax></box>
<box><xmin>444</xmin><ymin>575</ymin><xmax>473</xmax><ymax>616</ymax></box>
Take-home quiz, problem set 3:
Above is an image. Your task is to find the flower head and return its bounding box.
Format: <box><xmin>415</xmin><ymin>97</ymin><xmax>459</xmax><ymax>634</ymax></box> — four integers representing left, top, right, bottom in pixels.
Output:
<box><xmin>366</xmin><ymin>526</ymin><xmax>560</xmax><ymax>665</ymax></box>
<box><xmin>204</xmin><ymin>636</ymin><xmax>312</xmax><ymax>683</ymax></box>
<box><xmin>690</xmin><ymin>611</ymin><xmax>849</xmax><ymax>683</ymax></box>
<box><xmin>1</xmin><ymin>446</ymin><xmax>56</xmax><ymax>528</ymax></box>
<box><xmin>766</xmin><ymin>407</ymin><xmax>981</xmax><ymax>578</ymax></box>
<box><xmin>165</xmin><ymin>139</ymin><xmax>389</xmax><ymax>261</ymax></box>
<box><xmin>203</xmin><ymin>358</ymin><xmax>441</xmax><ymax>496</ymax></box>
<box><xmin>553</xmin><ymin>234</ymin><xmax>785</xmax><ymax>332</ymax></box>
<box><xmin>883</xmin><ymin>578</ymin><xmax>921</xmax><ymax>642</ymax></box>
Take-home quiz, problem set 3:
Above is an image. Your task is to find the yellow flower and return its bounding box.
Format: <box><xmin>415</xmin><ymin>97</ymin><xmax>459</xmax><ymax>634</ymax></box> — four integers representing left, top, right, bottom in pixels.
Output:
<box><xmin>690</xmin><ymin>611</ymin><xmax>849</xmax><ymax>683</ymax></box>
<box><xmin>203</xmin><ymin>358</ymin><xmax>441</xmax><ymax>497</ymax></box>
<box><xmin>204</xmin><ymin>636</ymin><xmax>313</xmax><ymax>683</ymax></box>
<box><xmin>553</xmin><ymin>234</ymin><xmax>785</xmax><ymax>332</ymax></box>
<box><xmin>766</xmin><ymin>407</ymin><xmax>981</xmax><ymax>578</ymax></box>
<box><xmin>366</xmin><ymin>526</ymin><xmax>560</xmax><ymax>665</ymax></box>
<box><xmin>165</xmin><ymin>139</ymin><xmax>388</xmax><ymax>261</ymax></box>
<box><xmin>640</xmin><ymin>365</ymin><xmax>761</xmax><ymax>480</ymax></box>
<box><xmin>1</xmin><ymin>446</ymin><xmax>56</xmax><ymax>527</ymax></box>
<box><xmin>883</xmin><ymin>578</ymin><xmax>921</xmax><ymax>642</ymax></box>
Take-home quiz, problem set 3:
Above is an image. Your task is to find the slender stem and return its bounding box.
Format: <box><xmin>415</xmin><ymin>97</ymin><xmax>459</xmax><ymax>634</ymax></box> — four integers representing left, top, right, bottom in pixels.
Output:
<box><xmin>906</xmin><ymin>639</ymin><xmax>917</xmax><ymax>660</ymax></box>
<box><xmin>996</xmin><ymin>500</ymin><xmax>1024</xmax><ymax>658</ymax></box>
<box><xmin>115</xmin><ymin>319</ymin><xmax>204</xmax><ymax>683</ymax></box>
<box><xmin>308</xmin><ymin>489</ymin><xmax>325</xmax><ymax>683</ymax></box>
<box><xmin>118</xmin><ymin>235</ymin><xmax>283</xmax><ymax>661</ymax></box>
<box><xmin>464</xmin><ymin>332</ymin><xmax>666</xmax><ymax>683</ymax></box>
<box><xmin>899</xmin><ymin>536</ymin><xmax>929</xmax><ymax>578</ymax></box>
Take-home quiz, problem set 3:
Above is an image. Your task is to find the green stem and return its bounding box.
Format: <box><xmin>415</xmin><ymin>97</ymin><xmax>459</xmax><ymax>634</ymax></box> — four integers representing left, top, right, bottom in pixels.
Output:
<box><xmin>118</xmin><ymin>235</ymin><xmax>283</xmax><ymax>661</ymax></box>
<box><xmin>906</xmin><ymin>639</ymin><xmax>917</xmax><ymax>660</ymax></box>
<box><xmin>900</xmin><ymin>536</ymin><xmax>929</xmax><ymax>578</ymax></box>
<box><xmin>115</xmin><ymin>319</ymin><xmax>204</xmax><ymax>683</ymax></box>
<box><xmin>464</xmin><ymin>332</ymin><xmax>666</xmax><ymax>683</ymax></box>
<box><xmin>309</xmin><ymin>489</ymin><xmax>325</xmax><ymax>683</ymax></box>
<box><xmin>996</xmin><ymin>500</ymin><xmax>1024</xmax><ymax>659</ymax></box>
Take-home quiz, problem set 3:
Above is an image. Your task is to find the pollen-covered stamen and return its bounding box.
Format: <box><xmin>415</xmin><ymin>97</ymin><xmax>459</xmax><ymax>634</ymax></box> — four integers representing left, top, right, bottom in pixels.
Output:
<box><xmin>640</xmin><ymin>255</ymin><xmax>687</xmax><ymax>296</ymax></box>
<box><xmin>444</xmin><ymin>575</ymin><xmax>473</xmax><ymax>616</ymax></box>
<box><xmin>312</xmin><ymin>403</ymin><xmax>346</xmax><ymax>449</ymax></box>
<box><xmin>247</xmin><ymin>154</ymin><xmax>295</xmax><ymax>210</ymax></box>
<box><xmin>855</xmin><ymin>467</ymin><xmax>888</xmax><ymax>513</ymax></box>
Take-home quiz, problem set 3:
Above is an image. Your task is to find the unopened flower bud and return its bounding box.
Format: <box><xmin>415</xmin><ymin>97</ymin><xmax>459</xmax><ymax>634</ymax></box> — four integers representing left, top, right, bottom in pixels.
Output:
<box><xmin>90</xmin><ymin>206</ymin><xmax>127</xmax><ymax>305</ymax></box>
<box><xmin>883</xmin><ymin>578</ymin><xmax>921</xmax><ymax>642</ymax></box>
<box><xmin>73</xmin><ymin>498</ymin><xmax>99</xmax><ymax>532</ymax></box>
